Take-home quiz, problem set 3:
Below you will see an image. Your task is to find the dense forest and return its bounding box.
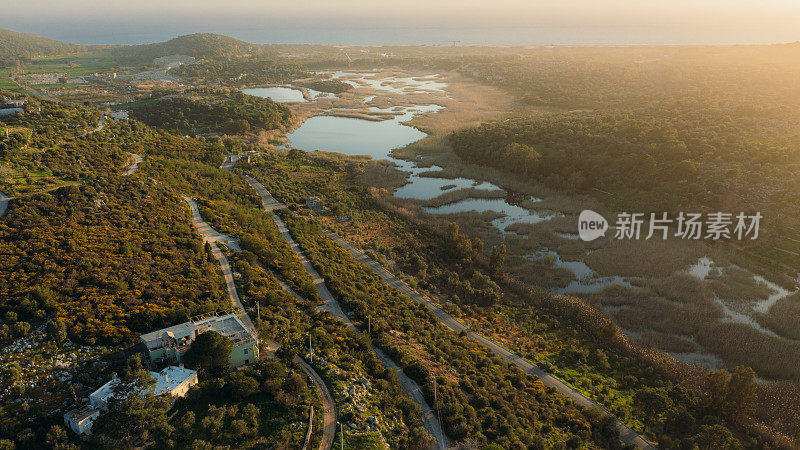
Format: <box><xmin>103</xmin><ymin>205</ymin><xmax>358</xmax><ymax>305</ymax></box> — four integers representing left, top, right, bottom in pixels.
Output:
<box><xmin>295</xmin><ymin>79</ymin><xmax>353</xmax><ymax>94</ymax></box>
<box><xmin>126</xmin><ymin>90</ymin><xmax>294</xmax><ymax>135</ymax></box>
<box><xmin>171</xmin><ymin>58</ymin><xmax>308</xmax><ymax>86</ymax></box>
<box><xmin>449</xmin><ymin>110</ymin><xmax>799</xmax><ymax>217</ymax></box>
<box><xmin>112</xmin><ymin>33</ymin><xmax>270</xmax><ymax>64</ymax></box>
<box><xmin>450</xmin><ymin>45</ymin><xmax>800</xmax><ymax>231</ymax></box>
<box><xmin>0</xmin><ymin>28</ymin><xmax>87</xmax><ymax>59</ymax></box>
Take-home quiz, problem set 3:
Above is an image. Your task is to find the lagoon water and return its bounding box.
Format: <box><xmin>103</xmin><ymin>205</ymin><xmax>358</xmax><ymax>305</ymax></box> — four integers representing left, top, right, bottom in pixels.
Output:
<box><xmin>284</xmin><ymin>115</ymin><xmax>427</xmax><ymax>157</ymax></box>
<box><xmin>243</xmin><ymin>86</ymin><xmax>307</xmax><ymax>102</ymax></box>
<box><xmin>284</xmin><ymin>100</ymin><xmax>560</xmax><ymax>238</ymax></box>
<box><xmin>423</xmin><ymin>198</ymin><xmax>559</xmax><ymax>232</ymax></box>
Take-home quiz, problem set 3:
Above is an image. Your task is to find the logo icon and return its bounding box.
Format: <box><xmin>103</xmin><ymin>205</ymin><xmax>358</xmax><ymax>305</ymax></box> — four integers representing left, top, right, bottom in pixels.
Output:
<box><xmin>578</xmin><ymin>210</ymin><xmax>608</xmax><ymax>241</ymax></box>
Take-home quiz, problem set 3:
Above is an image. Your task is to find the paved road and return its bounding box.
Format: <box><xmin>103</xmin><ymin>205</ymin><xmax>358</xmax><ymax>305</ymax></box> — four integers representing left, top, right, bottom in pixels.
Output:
<box><xmin>125</xmin><ymin>153</ymin><xmax>143</xmax><ymax>175</ymax></box>
<box><xmin>296</xmin><ymin>356</ymin><xmax>336</xmax><ymax>450</ymax></box>
<box><xmin>181</xmin><ymin>196</ymin><xmax>258</xmax><ymax>336</ymax></box>
<box><xmin>10</xmin><ymin>75</ymin><xmax>58</xmax><ymax>102</ymax></box>
<box><xmin>245</xmin><ymin>175</ymin><xmax>285</xmax><ymax>211</ymax></box>
<box><xmin>245</xmin><ymin>176</ymin><xmax>448</xmax><ymax>450</ymax></box>
<box><xmin>326</xmin><ymin>231</ymin><xmax>655</xmax><ymax>449</ymax></box>
<box><xmin>0</xmin><ymin>190</ymin><xmax>8</xmax><ymax>219</ymax></box>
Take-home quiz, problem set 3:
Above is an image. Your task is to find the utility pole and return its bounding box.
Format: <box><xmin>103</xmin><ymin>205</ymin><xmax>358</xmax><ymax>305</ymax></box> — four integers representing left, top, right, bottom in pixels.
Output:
<box><xmin>309</xmin><ymin>334</ymin><xmax>313</xmax><ymax>364</ymax></box>
<box><xmin>433</xmin><ymin>376</ymin><xmax>443</xmax><ymax>448</ymax></box>
<box><xmin>368</xmin><ymin>315</ymin><xmax>371</xmax><ymax>335</ymax></box>
<box><xmin>256</xmin><ymin>302</ymin><xmax>260</xmax><ymax>321</ymax></box>
<box><xmin>337</xmin><ymin>421</ymin><xmax>344</xmax><ymax>450</ymax></box>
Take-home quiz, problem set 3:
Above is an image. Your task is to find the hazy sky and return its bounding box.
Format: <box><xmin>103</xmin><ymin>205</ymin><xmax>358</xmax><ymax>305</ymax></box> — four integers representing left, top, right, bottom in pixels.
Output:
<box><xmin>4</xmin><ymin>0</ymin><xmax>800</xmax><ymax>45</ymax></box>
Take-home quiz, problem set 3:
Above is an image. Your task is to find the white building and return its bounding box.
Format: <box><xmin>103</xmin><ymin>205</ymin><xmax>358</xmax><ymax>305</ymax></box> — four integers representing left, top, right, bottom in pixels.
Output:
<box><xmin>0</xmin><ymin>108</ymin><xmax>23</xmax><ymax>117</ymax></box>
<box><xmin>65</xmin><ymin>366</ymin><xmax>198</xmax><ymax>435</ymax></box>
<box><xmin>63</xmin><ymin>406</ymin><xmax>100</xmax><ymax>435</ymax></box>
<box><xmin>153</xmin><ymin>365</ymin><xmax>198</xmax><ymax>398</ymax></box>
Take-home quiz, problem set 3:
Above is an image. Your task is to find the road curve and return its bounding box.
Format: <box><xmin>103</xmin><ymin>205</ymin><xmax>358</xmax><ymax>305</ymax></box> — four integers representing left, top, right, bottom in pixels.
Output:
<box><xmin>125</xmin><ymin>153</ymin><xmax>143</xmax><ymax>175</ymax></box>
<box><xmin>326</xmin><ymin>231</ymin><xmax>655</xmax><ymax>449</ymax></box>
<box><xmin>244</xmin><ymin>176</ymin><xmax>449</xmax><ymax>450</ymax></box>
<box><xmin>296</xmin><ymin>356</ymin><xmax>337</xmax><ymax>450</ymax></box>
<box><xmin>185</xmin><ymin>194</ymin><xmax>341</xmax><ymax>450</ymax></box>
<box><xmin>0</xmin><ymin>190</ymin><xmax>8</xmax><ymax>219</ymax></box>
<box><xmin>181</xmin><ymin>196</ymin><xmax>257</xmax><ymax>336</ymax></box>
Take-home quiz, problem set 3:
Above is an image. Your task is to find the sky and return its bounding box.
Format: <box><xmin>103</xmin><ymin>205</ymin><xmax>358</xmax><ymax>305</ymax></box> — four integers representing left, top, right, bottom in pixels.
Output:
<box><xmin>4</xmin><ymin>0</ymin><xmax>800</xmax><ymax>45</ymax></box>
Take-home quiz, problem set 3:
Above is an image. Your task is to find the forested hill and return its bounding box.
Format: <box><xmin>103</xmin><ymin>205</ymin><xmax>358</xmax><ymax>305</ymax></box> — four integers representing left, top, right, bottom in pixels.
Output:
<box><xmin>0</xmin><ymin>29</ymin><xmax>85</xmax><ymax>59</ymax></box>
<box><xmin>125</xmin><ymin>90</ymin><xmax>294</xmax><ymax>135</ymax></box>
<box><xmin>113</xmin><ymin>33</ymin><xmax>270</xmax><ymax>63</ymax></box>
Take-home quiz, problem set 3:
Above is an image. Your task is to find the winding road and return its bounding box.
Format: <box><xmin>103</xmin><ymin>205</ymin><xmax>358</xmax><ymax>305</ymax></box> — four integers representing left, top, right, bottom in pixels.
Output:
<box><xmin>245</xmin><ymin>175</ymin><xmax>449</xmax><ymax>450</ymax></box>
<box><xmin>325</xmin><ymin>232</ymin><xmax>655</xmax><ymax>449</ymax></box>
<box><xmin>182</xmin><ymin>193</ymin><xmax>336</xmax><ymax>450</ymax></box>
<box><xmin>296</xmin><ymin>356</ymin><xmax>337</xmax><ymax>450</ymax></box>
<box><xmin>181</xmin><ymin>196</ymin><xmax>257</xmax><ymax>334</ymax></box>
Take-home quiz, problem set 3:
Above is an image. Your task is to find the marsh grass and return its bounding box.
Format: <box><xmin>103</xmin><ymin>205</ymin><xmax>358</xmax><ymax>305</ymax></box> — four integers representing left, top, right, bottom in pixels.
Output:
<box><xmin>645</xmin><ymin>273</ymin><xmax>714</xmax><ymax>305</ymax></box>
<box><xmin>418</xmin><ymin>187</ymin><xmax>506</xmax><ymax>208</ymax></box>
<box><xmin>358</xmin><ymin>161</ymin><xmax>409</xmax><ymax>191</ymax></box>
<box><xmin>695</xmin><ymin>322</ymin><xmax>800</xmax><ymax>380</ymax></box>
<box><xmin>584</xmin><ymin>239</ymin><xmax>701</xmax><ymax>278</ymax></box>
<box><xmin>755</xmin><ymin>292</ymin><xmax>800</xmax><ymax>340</ymax></box>
<box><xmin>706</xmin><ymin>265</ymin><xmax>773</xmax><ymax>304</ymax></box>
<box><xmin>638</xmin><ymin>332</ymin><xmax>699</xmax><ymax>353</ymax></box>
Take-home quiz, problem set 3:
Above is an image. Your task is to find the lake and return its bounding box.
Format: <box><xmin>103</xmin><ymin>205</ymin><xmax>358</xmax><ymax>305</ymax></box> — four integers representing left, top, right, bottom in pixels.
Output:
<box><xmin>242</xmin><ymin>86</ymin><xmax>334</xmax><ymax>102</ymax></box>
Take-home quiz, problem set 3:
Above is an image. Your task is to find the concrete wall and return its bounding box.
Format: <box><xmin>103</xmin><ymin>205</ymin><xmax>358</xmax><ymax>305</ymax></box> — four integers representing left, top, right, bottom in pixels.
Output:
<box><xmin>230</xmin><ymin>341</ymin><xmax>258</xmax><ymax>367</ymax></box>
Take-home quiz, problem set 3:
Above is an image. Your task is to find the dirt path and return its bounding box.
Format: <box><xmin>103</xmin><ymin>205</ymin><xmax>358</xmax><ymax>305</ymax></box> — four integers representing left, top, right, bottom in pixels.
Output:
<box><xmin>296</xmin><ymin>356</ymin><xmax>336</xmax><ymax>450</ymax></box>
<box><xmin>326</xmin><ymin>231</ymin><xmax>655</xmax><ymax>449</ymax></box>
<box><xmin>77</xmin><ymin>115</ymin><xmax>106</xmax><ymax>138</ymax></box>
<box><xmin>181</xmin><ymin>196</ymin><xmax>258</xmax><ymax>336</ymax></box>
<box><xmin>124</xmin><ymin>153</ymin><xmax>143</xmax><ymax>175</ymax></box>
<box><xmin>244</xmin><ymin>176</ymin><xmax>449</xmax><ymax>450</ymax></box>
<box><xmin>0</xmin><ymin>190</ymin><xmax>8</xmax><ymax>218</ymax></box>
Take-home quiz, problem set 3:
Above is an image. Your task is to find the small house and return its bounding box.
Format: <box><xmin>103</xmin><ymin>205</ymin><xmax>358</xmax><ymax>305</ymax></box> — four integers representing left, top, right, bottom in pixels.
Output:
<box><xmin>63</xmin><ymin>406</ymin><xmax>100</xmax><ymax>435</ymax></box>
<box><xmin>306</xmin><ymin>197</ymin><xmax>325</xmax><ymax>212</ymax></box>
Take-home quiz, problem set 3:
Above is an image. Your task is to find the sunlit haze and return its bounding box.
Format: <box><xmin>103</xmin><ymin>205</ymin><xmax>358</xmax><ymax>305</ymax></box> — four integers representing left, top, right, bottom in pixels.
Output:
<box><xmin>4</xmin><ymin>0</ymin><xmax>800</xmax><ymax>45</ymax></box>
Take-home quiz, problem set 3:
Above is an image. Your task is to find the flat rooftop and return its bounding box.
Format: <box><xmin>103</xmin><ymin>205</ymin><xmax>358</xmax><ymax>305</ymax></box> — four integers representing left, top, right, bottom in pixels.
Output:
<box><xmin>64</xmin><ymin>406</ymin><xmax>98</xmax><ymax>423</ymax></box>
<box><xmin>140</xmin><ymin>312</ymin><xmax>255</xmax><ymax>348</ymax></box>
<box><xmin>152</xmin><ymin>366</ymin><xmax>196</xmax><ymax>395</ymax></box>
<box><xmin>140</xmin><ymin>321</ymin><xmax>198</xmax><ymax>343</ymax></box>
<box><xmin>196</xmin><ymin>314</ymin><xmax>247</xmax><ymax>337</ymax></box>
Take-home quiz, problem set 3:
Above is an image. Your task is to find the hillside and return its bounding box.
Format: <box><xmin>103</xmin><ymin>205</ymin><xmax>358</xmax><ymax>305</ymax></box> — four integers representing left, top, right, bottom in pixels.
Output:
<box><xmin>113</xmin><ymin>33</ymin><xmax>268</xmax><ymax>64</ymax></box>
<box><xmin>0</xmin><ymin>28</ymin><xmax>84</xmax><ymax>59</ymax></box>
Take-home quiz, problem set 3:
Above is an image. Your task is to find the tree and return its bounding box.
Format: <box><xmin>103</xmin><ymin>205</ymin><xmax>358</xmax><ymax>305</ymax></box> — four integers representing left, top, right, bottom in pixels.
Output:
<box><xmin>725</xmin><ymin>365</ymin><xmax>756</xmax><ymax>424</ymax></box>
<box><xmin>44</xmin><ymin>425</ymin><xmax>67</xmax><ymax>448</ymax></box>
<box><xmin>407</xmin><ymin>425</ymin><xmax>435</xmax><ymax>450</ymax></box>
<box><xmin>47</xmin><ymin>319</ymin><xmax>67</xmax><ymax>343</ymax></box>
<box><xmin>92</xmin><ymin>369</ymin><xmax>173</xmax><ymax>448</ymax></box>
<box><xmin>182</xmin><ymin>331</ymin><xmax>232</xmax><ymax>375</ymax></box>
<box><xmin>705</xmin><ymin>369</ymin><xmax>730</xmax><ymax>414</ymax></box>
<box><xmin>225</xmin><ymin>373</ymin><xmax>259</xmax><ymax>399</ymax></box>
<box><xmin>489</xmin><ymin>244</ymin><xmax>506</xmax><ymax>277</ymax></box>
